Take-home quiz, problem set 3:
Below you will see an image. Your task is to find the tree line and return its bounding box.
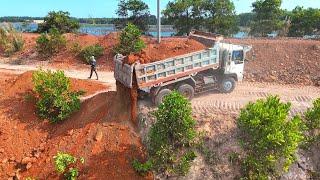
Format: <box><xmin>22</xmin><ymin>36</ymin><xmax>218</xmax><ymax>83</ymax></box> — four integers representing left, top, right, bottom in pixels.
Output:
<box><xmin>1</xmin><ymin>0</ymin><xmax>319</xmax><ymax>37</ymax></box>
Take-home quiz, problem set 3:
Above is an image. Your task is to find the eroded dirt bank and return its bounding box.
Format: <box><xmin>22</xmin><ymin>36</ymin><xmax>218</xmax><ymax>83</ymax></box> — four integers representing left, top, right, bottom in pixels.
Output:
<box><xmin>0</xmin><ymin>71</ymin><xmax>151</xmax><ymax>179</ymax></box>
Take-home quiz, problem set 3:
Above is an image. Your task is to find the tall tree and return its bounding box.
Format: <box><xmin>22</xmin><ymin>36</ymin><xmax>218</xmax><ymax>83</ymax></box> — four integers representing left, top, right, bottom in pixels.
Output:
<box><xmin>204</xmin><ymin>0</ymin><xmax>238</xmax><ymax>35</ymax></box>
<box><xmin>250</xmin><ymin>0</ymin><xmax>283</xmax><ymax>37</ymax></box>
<box><xmin>115</xmin><ymin>0</ymin><xmax>150</xmax><ymax>32</ymax></box>
<box><xmin>163</xmin><ymin>0</ymin><xmax>238</xmax><ymax>36</ymax></box>
<box><xmin>288</xmin><ymin>7</ymin><xmax>320</xmax><ymax>37</ymax></box>
<box><xmin>163</xmin><ymin>0</ymin><xmax>205</xmax><ymax>36</ymax></box>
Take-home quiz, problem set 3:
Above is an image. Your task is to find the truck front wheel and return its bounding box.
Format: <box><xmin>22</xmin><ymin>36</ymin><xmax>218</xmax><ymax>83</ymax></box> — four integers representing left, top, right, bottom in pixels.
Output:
<box><xmin>220</xmin><ymin>77</ymin><xmax>236</xmax><ymax>93</ymax></box>
<box><xmin>154</xmin><ymin>89</ymin><xmax>172</xmax><ymax>106</ymax></box>
<box><xmin>178</xmin><ymin>84</ymin><xmax>194</xmax><ymax>100</ymax></box>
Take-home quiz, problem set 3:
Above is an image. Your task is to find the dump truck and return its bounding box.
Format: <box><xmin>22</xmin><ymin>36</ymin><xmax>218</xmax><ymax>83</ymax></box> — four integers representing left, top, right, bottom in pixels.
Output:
<box><xmin>114</xmin><ymin>30</ymin><xmax>252</xmax><ymax>105</ymax></box>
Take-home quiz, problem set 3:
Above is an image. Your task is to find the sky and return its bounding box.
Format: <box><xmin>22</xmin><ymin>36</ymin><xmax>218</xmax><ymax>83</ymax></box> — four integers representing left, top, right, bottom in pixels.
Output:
<box><xmin>1</xmin><ymin>0</ymin><xmax>320</xmax><ymax>18</ymax></box>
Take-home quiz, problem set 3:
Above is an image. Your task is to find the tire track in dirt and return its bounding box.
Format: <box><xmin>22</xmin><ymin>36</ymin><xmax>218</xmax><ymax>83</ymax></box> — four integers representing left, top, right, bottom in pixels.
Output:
<box><xmin>191</xmin><ymin>82</ymin><xmax>320</xmax><ymax>116</ymax></box>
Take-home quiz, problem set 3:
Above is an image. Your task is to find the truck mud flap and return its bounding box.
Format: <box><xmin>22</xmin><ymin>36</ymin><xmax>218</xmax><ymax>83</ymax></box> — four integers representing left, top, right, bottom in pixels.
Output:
<box><xmin>114</xmin><ymin>55</ymin><xmax>134</xmax><ymax>88</ymax></box>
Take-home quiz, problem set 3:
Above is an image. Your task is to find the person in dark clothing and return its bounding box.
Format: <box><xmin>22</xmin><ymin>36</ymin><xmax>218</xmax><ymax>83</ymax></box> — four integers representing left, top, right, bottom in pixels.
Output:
<box><xmin>88</xmin><ymin>56</ymin><xmax>99</xmax><ymax>80</ymax></box>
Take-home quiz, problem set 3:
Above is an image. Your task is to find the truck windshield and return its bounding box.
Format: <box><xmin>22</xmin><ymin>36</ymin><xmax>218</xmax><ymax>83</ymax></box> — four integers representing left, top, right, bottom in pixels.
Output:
<box><xmin>232</xmin><ymin>50</ymin><xmax>244</xmax><ymax>64</ymax></box>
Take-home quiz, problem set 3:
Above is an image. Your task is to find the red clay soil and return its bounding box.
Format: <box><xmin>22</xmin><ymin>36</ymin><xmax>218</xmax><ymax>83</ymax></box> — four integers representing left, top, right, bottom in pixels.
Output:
<box><xmin>126</xmin><ymin>37</ymin><xmax>208</xmax><ymax>65</ymax></box>
<box><xmin>0</xmin><ymin>72</ymin><xmax>151</xmax><ymax>179</ymax></box>
<box><xmin>225</xmin><ymin>38</ymin><xmax>320</xmax><ymax>86</ymax></box>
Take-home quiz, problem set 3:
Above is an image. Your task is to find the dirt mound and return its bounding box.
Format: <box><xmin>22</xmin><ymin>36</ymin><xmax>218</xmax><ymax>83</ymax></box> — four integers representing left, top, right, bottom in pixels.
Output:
<box><xmin>126</xmin><ymin>37</ymin><xmax>208</xmax><ymax>65</ymax></box>
<box><xmin>225</xmin><ymin>38</ymin><xmax>320</xmax><ymax>86</ymax></box>
<box><xmin>0</xmin><ymin>72</ymin><xmax>150</xmax><ymax>179</ymax></box>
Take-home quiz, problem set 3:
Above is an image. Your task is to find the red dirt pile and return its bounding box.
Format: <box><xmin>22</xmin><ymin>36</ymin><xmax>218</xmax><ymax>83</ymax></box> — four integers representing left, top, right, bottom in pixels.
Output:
<box><xmin>225</xmin><ymin>38</ymin><xmax>320</xmax><ymax>86</ymax></box>
<box><xmin>0</xmin><ymin>72</ymin><xmax>151</xmax><ymax>179</ymax></box>
<box><xmin>127</xmin><ymin>37</ymin><xmax>208</xmax><ymax>65</ymax></box>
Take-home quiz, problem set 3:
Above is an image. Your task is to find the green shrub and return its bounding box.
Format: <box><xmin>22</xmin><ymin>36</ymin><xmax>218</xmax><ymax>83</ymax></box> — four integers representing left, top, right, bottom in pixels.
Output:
<box><xmin>36</xmin><ymin>28</ymin><xmax>66</xmax><ymax>58</ymax></box>
<box><xmin>70</xmin><ymin>42</ymin><xmax>82</xmax><ymax>55</ymax></box>
<box><xmin>80</xmin><ymin>44</ymin><xmax>104</xmax><ymax>63</ymax></box>
<box><xmin>38</xmin><ymin>11</ymin><xmax>80</xmax><ymax>33</ymax></box>
<box><xmin>238</xmin><ymin>96</ymin><xmax>305</xmax><ymax>179</ymax></box>
<box><xmin>113</xmin><ymin>23</ymin><xmax>145</xmax><ymax>56</ymax></box>
<box><xmin>53</xmin><ymin>152</ymin><xmax>84</xmax><ymax>180</ymax></box>
<box><xmin>32</xmin><ymin>70</ymin><xmax>84</xmax><ymax>123</ymax></box>
<box><xmin>132</xmin><ymin>159</ymin><xmax>153</xmax><ymax>176</ymax></box>
<box><xmin>143</xmin><ymin>91</ymin><xmax>197</xmax><ymax>176</ymax></box>
<box><xmin>305</xmin><ymin>98</ymin><xmax>320</xmax><ymax>142</ymax></box>
<box><xmin>0</xmin><ymin>24</ymin><xmax>24</xmax><ymax>56</ymax></box>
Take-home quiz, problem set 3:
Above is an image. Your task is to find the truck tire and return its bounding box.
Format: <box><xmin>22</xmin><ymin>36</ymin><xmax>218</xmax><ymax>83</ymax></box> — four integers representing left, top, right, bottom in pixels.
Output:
<box><xmin>220</xmin><ymin>77</ymin><xmax>236</xmax><ymax>93</ymax></box>
<box><xmin>154</xmin><ymin>89</ymin><xmax>172</xmax><ymax>106</ymax></box>
<box><xmin>178</xmin><ymin>84</ymin><xmax>194</xmax><ymax>100</ymax></box>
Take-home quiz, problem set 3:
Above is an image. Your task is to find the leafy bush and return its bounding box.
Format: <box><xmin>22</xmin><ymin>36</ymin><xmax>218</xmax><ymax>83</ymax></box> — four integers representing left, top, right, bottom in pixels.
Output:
<box><xmin>136</xmin><ymin>91</ymin><xmax>198</xmax><ymax>176</ymax></box>
<box><xmin>0</xmin><ymin>24</ymin><xmax>24</xmax><ymax>56</ymax></box>
<box><xmin>238</xmin><ymin>96</ymin><xmax>305</xmax><ymax>179</ymax></box>
<box><xmin>305</xmin><ymin>98</ymin><xmax>320</xmax><ymax>142</ymax></box>
<box><xmin>132</xmin><ymin>159</ymin><xmax>153</xmax><ymax>176</ymax></box>
<box><xmin>36</xmin><ymin>28</ymin><xmax>66</xmax><ymax>58</ymax></box>
<box><xmin>80</xmin><ymin>44</ymin><xmax>104</xmax><ymax>63</ymax></box>
<box><xmin>70</xmin><ymin>42</ymin><xmax>82</xmax><ymax>55</ymax></box>
<box><xmin>32</xmin><ymin>70</ymin><xmax>84</xmax><ymax>123</ymax></box>
<box><xmin>38</xmin><ymin>11</ymin><xmax>80</xmax><ymax>33</ymax></box>
<box><xmin>113</xmin><ymin>23</ymin><xmax>145</xmax><ymax>56</ymax></box>
<box><xmin>53</xmin><ymin>152</ymin><xmax>84</xmax><ymax>180</ymax></box>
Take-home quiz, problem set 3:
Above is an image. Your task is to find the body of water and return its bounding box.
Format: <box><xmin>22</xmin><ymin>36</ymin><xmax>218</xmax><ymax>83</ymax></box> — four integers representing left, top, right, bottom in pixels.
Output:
<box><xmin>1</xmin><ymin>22</ymin><xmax>250</xmax><ymax>38</ymax></box>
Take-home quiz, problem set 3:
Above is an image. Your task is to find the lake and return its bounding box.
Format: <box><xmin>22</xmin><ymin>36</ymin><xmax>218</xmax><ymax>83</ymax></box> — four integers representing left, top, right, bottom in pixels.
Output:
<box><xmin>0</xmin><ymin>22</ymin><xmax>249</xmax><ymax>38</ymax></box>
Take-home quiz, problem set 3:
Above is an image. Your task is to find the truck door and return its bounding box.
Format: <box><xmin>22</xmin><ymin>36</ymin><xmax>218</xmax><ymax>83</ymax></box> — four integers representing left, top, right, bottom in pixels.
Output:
<box><xmin>227</xmin><ymin>50</ymin><xmax>245</xmax><ymax>81</ymax></box>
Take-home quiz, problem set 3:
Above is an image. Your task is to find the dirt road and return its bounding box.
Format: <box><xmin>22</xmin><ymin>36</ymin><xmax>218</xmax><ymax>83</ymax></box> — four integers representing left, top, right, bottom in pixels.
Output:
<box><xmin>191</xmin><ymin>82</ymin><xmax>320</xmax><ymax>116</ymax></box>
<box><xmin>1</xmin><ymin>63</ymin><xmax>319</xmax><ymax>116</ymax></box>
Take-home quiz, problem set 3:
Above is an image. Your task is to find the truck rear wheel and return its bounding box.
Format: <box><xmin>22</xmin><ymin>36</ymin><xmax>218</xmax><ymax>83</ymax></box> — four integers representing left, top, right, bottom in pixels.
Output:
<box><xmin>178</xmin><ymin>84</ymin><xmax>194</xmax><ymax>100</ymax></box>
<box><xmin>220</xmin><ymin>77</ymin><xmax>236</xmax><ymax>93</ymax></box>
<box><xmin>154</xmin><ymin>89</ymin><xmax>172</xmax><ymax>106</ymax></box>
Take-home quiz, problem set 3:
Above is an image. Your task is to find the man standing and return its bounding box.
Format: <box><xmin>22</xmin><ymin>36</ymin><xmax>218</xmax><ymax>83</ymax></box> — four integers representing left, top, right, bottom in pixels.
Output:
<box><xmin>88</xmin><ymin>56</ymin><xmax>99</xmax><ymax>80</ymax></box>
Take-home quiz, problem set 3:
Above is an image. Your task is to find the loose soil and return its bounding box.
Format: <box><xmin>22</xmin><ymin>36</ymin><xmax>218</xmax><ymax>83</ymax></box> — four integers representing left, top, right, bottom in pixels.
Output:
<box><xmin>225</xmin><ymin>38</ymin><xmax>320</xmax><ymax>86</ymax></box>
<box><xmin>0</xmin><ymin>71</ymin><xmax>151</xmax><ymax>179</ymax></box>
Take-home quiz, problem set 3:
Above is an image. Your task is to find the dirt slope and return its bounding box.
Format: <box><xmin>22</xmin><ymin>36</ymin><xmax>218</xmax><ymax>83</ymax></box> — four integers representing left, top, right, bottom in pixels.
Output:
<box><xmin>0</xmin><ymin>72</ymin><xmax>150</xmax><ymax>179</ymax></box>
<box><xmin>225</xmin><ymin>38</ymin><xmax>320</xmax><ymax>86</ymax></box>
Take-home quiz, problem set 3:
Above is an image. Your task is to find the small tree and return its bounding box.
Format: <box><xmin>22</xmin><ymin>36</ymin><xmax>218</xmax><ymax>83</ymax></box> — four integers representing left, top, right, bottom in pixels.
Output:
<box><xmin>32</xmin><ymin>70</ymin><xmax>84</xmax><ymax>123</ymax></box>
<box><xmin>79</xmin><ymin>44</ymin><xmax>104</xmax><ymax>64</ymax></box>
<box><xmin>238</xmin><ymin>96</ymin><xmax>305</xmax><ymax>179</ymax></box>
<box><xmin>36</xmin><ymin>28</ymin><xmax>66</xmax><ymax>58</ymax></box>
<box><xmin>0</xmin><ymin>24</ymin><xmax>24</xmax><ymax>56</ymax></box>
<box><xmin>38</xmin><ymin>11</ymin><xmax>80</xmax><ymax>33</ymax></box>
<box><xmin>305</xmin><ymin>98</ymin><xmax>320</xmax><ymax>142</ymax></box>
<box><xmin>134</xmin><ymin>91</ymin><xmax>198</xmax><ymax>176</ymax></box>
<box><xmin>54</xmin><ymin>152</ymin><xmax>85</xmax><ymax>180</ymax></box>
<box><xmin>113</xmin><ymin>23</ymin><xmax>145</xmax><ymax>56</ymax></box>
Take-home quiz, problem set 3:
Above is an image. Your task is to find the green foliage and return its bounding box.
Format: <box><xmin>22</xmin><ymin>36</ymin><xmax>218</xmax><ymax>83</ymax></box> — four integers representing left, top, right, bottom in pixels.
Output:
<box><xmin>288</xmin><ymin>7</ymin><xmax>320</xmax><ymax>37</ymax></box>
<box><xmin>163</xmin><ymin>0</ymin><xmax>238</xmax><ymax>36</ymax></box>
<box><xmin>250</xmin><ymin>0</ymin><xmax>284</xmax><ymax>37</ymax></box>
<box><xmin>146</xmin><ymin>91</ymin><xmax>197</xmax><ymax>175</ymax></box>
<box><xmin>132</xmin><ymin>159</ymin><xmax>153</xmax><ymax>176</ymax></box>
<box><xmin>305</xmin><ymin>98</ymin><xmax>320</xmax><ymax>142</ymax></box>
<box><xmin>38</xmin><ymin>11</ymin><xmax>80</xmax><ymax>33</ymax></box>
<box><xmin>238</xmin><ymin>96</ymin><xmax>305</xmax><ymax>179</ymax></box>
<box><xmin>36</xmin><ymin>28</ymin><xmax>66</xmax><ymax>58</ymax></box>
<box><xmin>203</xmin><ymin>0</ymin><xmax>239</xmax><ymax>35</ymax></box>
<box><xmin>0</xmin><ymin>23</ymin><xmax>24</xmax><ymax>56</ymax></box>
<box><xmin>115</xmin><ymin>0</ymin><xmax>150</xmax><ymax>32</ymax></box>
<box><xmin>175</xmin><ymin>151</ymin><xmax>197</xmax><ymax>175</ymax></box>
<box><xmin>53</xmin><ymin>152</ymin><xmax>84</xmax><ymax>180</ymax></box>
<box><xmin>32</xmin><ymin>70</ymin><xmax>84</xmax><ymax>123</ymax></box>
<box><xmin>113</xmin><ymin>23</ymin><xmax>145</xmax><ymax>56</ymax></box>
<box><xmin>80</xmin><ymin>44</ymin><xmax>104</xmax><ymax>63</ymax></box>
<box><xmin>70</xmin><ymin>42</ymin><xmax>82</xmax><ymax>55</ymax></box>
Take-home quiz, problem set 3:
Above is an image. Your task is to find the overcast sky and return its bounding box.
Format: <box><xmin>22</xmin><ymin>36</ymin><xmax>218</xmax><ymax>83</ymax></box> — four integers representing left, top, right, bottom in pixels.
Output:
<box><xmin>1</xmin><ymin>0</ymin><xmax>320</xmax><ymax>18</ymax></box>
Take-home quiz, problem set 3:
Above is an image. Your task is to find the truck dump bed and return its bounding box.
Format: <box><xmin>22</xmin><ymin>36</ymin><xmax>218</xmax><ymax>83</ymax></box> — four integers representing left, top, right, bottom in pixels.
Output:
<box><xmin>114</xmin><ymin>43</ymin><xmax>220</xmax><ymax>89</ymax></box>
